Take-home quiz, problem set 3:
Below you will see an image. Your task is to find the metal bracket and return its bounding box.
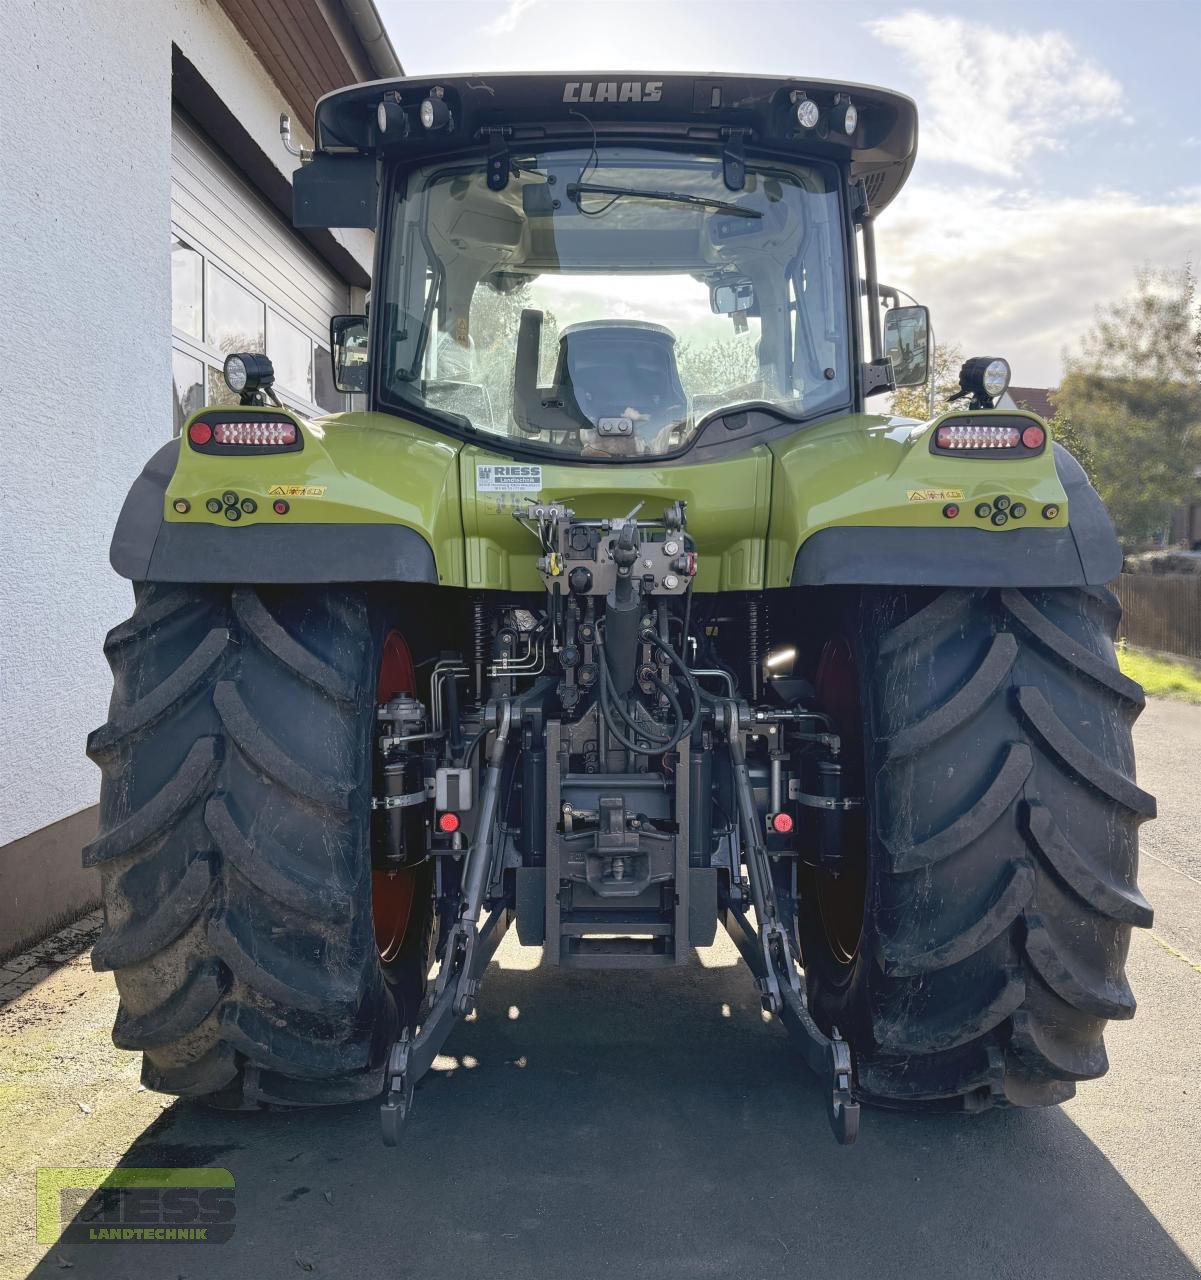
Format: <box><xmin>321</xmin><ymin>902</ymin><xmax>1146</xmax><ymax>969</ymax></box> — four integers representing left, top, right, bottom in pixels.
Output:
<box><xmin>482</xmin><ymin>127</ymin><xmax>512</xmax><ymax>192</ymax></box>
<box><xmin>279</xmin><ymin>113</ymin><xmax>313</xmax><ymax>163</ymax></box>
<box><xmin>380</xmin><ymin>1029</ymin><xmax>415</xmax><ymax>1147</ymax></box>
<box><xmin>720</xmin><ymin>128</ymin><xmax>751</xmax><ymax>191</ymax></box>
<box><xmin>862</xmin><ymin>357</ymin><xmax>895</xmax><ymax>398</ymax></box>
<box><xmin>795</xmin><ymin>792</ymin><xmax>863</xmax><ymax>811</ymax></box>
<box><xmin>371</xmin><ymin>791</ymin><xmax>426</xmax><ymax>811</ymax></box>
<box><xmin>435</xmin><ymin>916</ymin><xmax>481</xmax><ymax>1014</ymax></box>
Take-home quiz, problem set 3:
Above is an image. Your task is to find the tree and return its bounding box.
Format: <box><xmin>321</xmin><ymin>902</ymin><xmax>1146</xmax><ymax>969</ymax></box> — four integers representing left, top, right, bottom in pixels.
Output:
<box><xmin>1053</xmin><ymin>264</ymin><xmax>1201</xmax><ymax>549</ymax></box>
<box><xmin>674</xmin><ymin>335</ymin><xmax>759</xmax><ymax>399</ymax></box>
<box><xmin>464</xmin><ymin>281</ymin><xmax>560</xmax><ymax>425</ymax></box>
<box><xmin>1044</xmin><ymin>408</ymin><xmax>1096</xmax><ymax>485</ymax></box>
<box><xmin>889</xmin><ymin>341</ymin><xmax>963</xmax><ymax>420</ymax></box>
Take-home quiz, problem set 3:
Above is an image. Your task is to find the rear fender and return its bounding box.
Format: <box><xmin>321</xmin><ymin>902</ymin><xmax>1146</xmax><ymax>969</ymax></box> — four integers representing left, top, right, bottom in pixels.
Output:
<box><xmin>768</xmin><ymin>411</ymin><xmax>1118</xmax><ymax>589</ymax></box>
<box><xmin>110</xmin><ymin>409</ymin><xmax>465</xmax><ymax>585</ymax></box>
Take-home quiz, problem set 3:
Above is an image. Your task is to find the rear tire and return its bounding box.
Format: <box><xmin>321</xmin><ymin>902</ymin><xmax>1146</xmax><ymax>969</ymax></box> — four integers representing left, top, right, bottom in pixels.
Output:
<box><xmin>797</xmin><ymin>586</ymin><xmax>1155</xmax><ymax>1110</ymax></box>
<box><xmin>86</xmin><ymin>583</ymin><xmax>435</xmax><ymax>1106</ymax></box>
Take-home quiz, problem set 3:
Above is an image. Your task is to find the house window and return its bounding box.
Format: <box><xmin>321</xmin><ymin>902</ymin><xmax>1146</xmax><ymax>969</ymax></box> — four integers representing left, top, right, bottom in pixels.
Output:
<box><xmin>267</xmin><ymin>311</ymin><xmax>313</xmax><ymax>402</ymax></box>
<box><xmin>172</xmin><ymin>349</ymin><xmax>205</xmax><ymax>432</ymax></box>
<box><xmin>206</xmin><ymin>264</ymin><xmax>265</xmax><ymax>357</ymax></box>
<box><xmin>170</xmin><ymin>232</ymin><xmax>346</xmax><ymax>428</ymax></box>
<box><xmin>171</xmin><ymin>237</ymin><xmax>204</xmax><ymax>339</ymax></box>
<box><xmin>313</xmin><ymin>344</ymin><xmax>342</xmax><ymax>414</ymax></box>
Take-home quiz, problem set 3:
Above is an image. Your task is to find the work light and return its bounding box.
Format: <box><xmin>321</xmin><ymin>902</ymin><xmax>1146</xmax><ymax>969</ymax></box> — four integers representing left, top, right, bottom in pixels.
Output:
<box><xmin>795</xmin><ymin>96</ymin><xmax>820</xmax><ymax>129</ymax></box>
<box><xmin>420</xmin><ymin>91</ymin><xmax>451</xmax><ymax>130</ymax></box>
<box><xmin>223</xmin><ymin>352</ymin><xmax>275</xmax><ymax>398</ymax></box>
<box><xmin>956</xmin><ymin>356</ymin><xmax>1011</xmax><ymax>406</ymax></box>
<box><xmin>376</xmin><ymin>94</ymin><xmax>408</xmax><ymax>136</ymax></box>
<box><xmin>830</xmin><ymin>95</ymin><xmax>857</xmax><ymax>135</ymax></box>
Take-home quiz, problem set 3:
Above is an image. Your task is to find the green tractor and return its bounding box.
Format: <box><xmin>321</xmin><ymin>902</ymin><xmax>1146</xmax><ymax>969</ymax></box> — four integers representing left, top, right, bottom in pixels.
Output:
<box><xmin>88</xmin><ymin>74</ymin><xmax>1154</xmax><ymax>1146</ymax></box>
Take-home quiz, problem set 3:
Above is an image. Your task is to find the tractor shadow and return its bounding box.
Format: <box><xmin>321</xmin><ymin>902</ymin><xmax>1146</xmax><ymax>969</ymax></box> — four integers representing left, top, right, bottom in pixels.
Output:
<box><xmin>33</xmin><ymin>935</ymin><xmax>1198</xmax><ymax>1280</ymax></box>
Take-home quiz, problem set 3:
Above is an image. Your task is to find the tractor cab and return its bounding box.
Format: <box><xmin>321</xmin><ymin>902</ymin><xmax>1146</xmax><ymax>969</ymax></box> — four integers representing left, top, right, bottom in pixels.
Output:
<box><xmin>294</xmin><ymin>73</ymin><xmax>926</xmax><ymax>460</ymax></box>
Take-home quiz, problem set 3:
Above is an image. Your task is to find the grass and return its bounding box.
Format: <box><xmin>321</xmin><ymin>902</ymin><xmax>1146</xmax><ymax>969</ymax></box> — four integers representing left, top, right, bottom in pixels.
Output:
<box><xmin>1117</xmin><ymin>642</ymin><xmax>1201</xmax><ymax>704</ymax></box>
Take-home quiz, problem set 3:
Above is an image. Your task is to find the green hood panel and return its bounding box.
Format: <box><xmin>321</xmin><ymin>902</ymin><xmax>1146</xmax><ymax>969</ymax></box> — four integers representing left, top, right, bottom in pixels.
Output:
<box><xmin>458</xmin><ymin>444</ymin><xmax>772</xmax><ymax>592</ymax></box>
<box><xmin>166</xmin><ymin>410</ymin><xmax>468</xmax><ymax>586</ymax></box>
<box><xmin>765</xmin><ymin>410</ymin><xmax>1068</xmax><ymax>587</ymax></box>
<box><xmin>162</xmin><ymin>407</ymin><xmax>1069</xmax><ymax>593</ymax></box>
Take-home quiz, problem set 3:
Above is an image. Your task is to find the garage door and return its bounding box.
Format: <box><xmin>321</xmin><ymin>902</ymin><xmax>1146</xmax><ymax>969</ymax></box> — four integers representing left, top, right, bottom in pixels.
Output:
<box><xmin>169</xmin><ymin>110</ymin><xmax>351</xmax><ymax>429</ymax></box>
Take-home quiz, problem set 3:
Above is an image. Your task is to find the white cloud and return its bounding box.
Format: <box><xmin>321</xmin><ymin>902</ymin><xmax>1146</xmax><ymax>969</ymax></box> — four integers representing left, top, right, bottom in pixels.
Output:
<box><xmin>876</xmin><ymin>182</ymin><xmax>1201</xmax><ymax>386</ymax></box>
<box><xmin>484</xmin><ymin>0</ymin><xmax>539</xmax><ymax>35</ymax></box>
<box><xmin>866</xmin><ymin>10</ymin><xmax>1127</xmax><ymax>177</ymax></box>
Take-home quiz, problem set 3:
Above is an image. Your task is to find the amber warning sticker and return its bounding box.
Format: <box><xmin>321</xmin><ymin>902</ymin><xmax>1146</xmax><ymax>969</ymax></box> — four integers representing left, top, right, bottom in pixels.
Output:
<box><xmin>268</xmin><ymin>484</ymin><xmax>326</xmax><ymax>498</ymax></box>
<box><xmin>907</xmin><ymin>487</ymin><xmax>965</xmax><ymax>503</ymax></box>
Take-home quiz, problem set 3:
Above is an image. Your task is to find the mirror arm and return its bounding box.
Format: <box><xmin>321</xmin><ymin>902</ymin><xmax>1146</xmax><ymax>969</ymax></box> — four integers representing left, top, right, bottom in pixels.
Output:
<box><xmin>858</xmin><ymin>191</ymin><xmax>883</xmax><ymax>363</ymax></box>
<box><xmin>926</xmin><ymin>319</ymin><xmax>937</xmax><ymax>419</ymax></box>
<box><xmin>280</xmin><ymin>114</ymin><xmax>313</xmax><ymax>164</ymax></box>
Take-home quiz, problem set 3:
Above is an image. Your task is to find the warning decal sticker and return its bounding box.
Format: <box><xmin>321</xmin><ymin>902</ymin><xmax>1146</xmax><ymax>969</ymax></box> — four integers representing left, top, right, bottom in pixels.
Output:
<box><xmin>476</xmin><ymin>463</ymin><xmax>543</xmax><ymax>493</ymax></box>
<box><xmin>268</xmin><ymin>484</ymin><xmax>326</xmax><ymax>498</ymax></box>
<box><xmin>906</xmin><ymin>487</ymin><xmax>965</xmax><ymax>503</ymax></box>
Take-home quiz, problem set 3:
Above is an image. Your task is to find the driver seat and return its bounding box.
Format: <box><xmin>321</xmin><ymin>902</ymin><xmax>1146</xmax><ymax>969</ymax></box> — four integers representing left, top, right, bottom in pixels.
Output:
<box><xmin>554</xmin><ymin>320</ymin><xmax>688</xmax><ymax>436</ymax></box>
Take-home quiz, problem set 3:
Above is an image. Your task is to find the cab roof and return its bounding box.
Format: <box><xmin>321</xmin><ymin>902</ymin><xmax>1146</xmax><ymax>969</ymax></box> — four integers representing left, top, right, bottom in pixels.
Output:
<box><xmin>312</xmin><ymin>72</ymin><xmax>918</xmax><ymax>212</ymax></box>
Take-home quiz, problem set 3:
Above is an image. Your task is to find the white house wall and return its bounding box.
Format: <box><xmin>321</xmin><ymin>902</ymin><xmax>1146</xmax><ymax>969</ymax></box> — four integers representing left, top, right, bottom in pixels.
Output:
<box><xmin>0</xmin><ymin>0</ymin><xmax>372</xmax><ymax>848</ymax></box>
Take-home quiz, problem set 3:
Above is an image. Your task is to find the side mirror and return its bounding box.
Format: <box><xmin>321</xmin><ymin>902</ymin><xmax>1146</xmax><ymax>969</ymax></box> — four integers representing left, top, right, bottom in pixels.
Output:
<box><xmin>883</xmin><ymin>304</ymin><xmax>930</xmax><ymax>388</ymax></box>
<box><xmin>330</xmin><ymin>315</ymin><xmax>369</xmax><ymax>394</ymax></box>
<box><xmin>711</xmin><ymin>280</ymin><xmax>755</xmax><ymax>315</ymax></box>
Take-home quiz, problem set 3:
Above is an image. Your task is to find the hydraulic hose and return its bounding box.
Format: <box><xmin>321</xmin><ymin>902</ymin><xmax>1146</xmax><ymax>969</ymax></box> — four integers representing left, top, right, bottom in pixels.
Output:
<box><xmin>646</xmin><ymin>632</ymin><xmax>703</xmax><ymax>741</ymax></box>
<box><xmin>645</xmin><ymin>672</ymin><xmax>688</xmax><ymax>751</ymax></box>
<box><xmin>596</xmin><ymin>631</ymin><xmax>698</xmax><ymax>755</ymax></box>
<box><xmin>599</xmin><ymin>647</ymin><xmax>671</xmax><ymax>743</ymax></box>
<box><xmin>598</xmin><ymin>652</ymin><xmax>671</xmax><ymax>755</ymax></box>
<box><xmin>594</xmin><ymin>622</ymin><xmax>667</xmax><ymax>736</ymax></box>
<box><xmin>596</xmin><ymin>635</ymin><xmax>695</xmax><ymax>753</ymax></box>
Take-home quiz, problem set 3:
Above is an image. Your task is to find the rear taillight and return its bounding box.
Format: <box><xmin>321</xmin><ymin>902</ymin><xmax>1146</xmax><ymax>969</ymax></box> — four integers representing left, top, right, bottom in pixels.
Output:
<box><xmin>212</xmin><ymin>420</ymin><xmax>297</xmax><ymax>447</ymax></box>
<box><xmin>186</xmin><ymin>413</ymin><xmax>302</xmax><ymax>454</ymax></box>
<box><xmin>930</xmin><ymin>416</ymin><xmax>1047</xmax><ymax>458</ymax></box>
<box><xmin>1021</xmin><ymin>424</ymin><xmax>1046</xmax><ymax>449</ymax></box>
<box><xmin>936</xmin><ymin>424</ymin><xmax>1021</xmax><ymax>449</ymax></box>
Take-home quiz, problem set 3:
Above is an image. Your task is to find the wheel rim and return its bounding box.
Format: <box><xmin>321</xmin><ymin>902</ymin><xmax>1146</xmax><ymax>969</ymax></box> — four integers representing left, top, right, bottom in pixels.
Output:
<box><xmin>813</xmin><ymin>637</ymin><xmax>869</xmax><ymax>967</ymax></box>
<box><xmin>372</xmin><ymin>630</ymin><xmax>418</xmax><ymax>965</ymax></box>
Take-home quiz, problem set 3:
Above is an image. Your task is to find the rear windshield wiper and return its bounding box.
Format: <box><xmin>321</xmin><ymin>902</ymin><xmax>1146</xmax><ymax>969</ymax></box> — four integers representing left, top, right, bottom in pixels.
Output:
<box><xmin>565</xmin><ymin>182</ymin><xmax>762</xmax><ymax>219</ymax></box>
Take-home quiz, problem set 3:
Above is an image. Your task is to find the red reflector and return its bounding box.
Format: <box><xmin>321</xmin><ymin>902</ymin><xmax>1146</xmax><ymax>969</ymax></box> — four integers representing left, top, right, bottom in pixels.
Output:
<box><xmin>943</xmin><ymin>503</ymin><xmax>960</xmax><ymax>519</ymax></box>
<box><xmin>771</xmin><ymin>812</ymin><xmax>794</xmax><ymax>835</ymax></box>
<box><xmin>936</xmin><ymin>424</ymin><xmax>1021</xmax><ymax>449</ymax></box>
<box><xmin>188</xmin><ymin>421</ymin><xmax>212</xmax><ymax>446</ymax></box>
<box><xmin>273</xmin><ymin>499</ymin><xmax>290</xmax><ymax>516</ymax></box>
<box><xmin>1021</xmin><ymin>424</ymin><xmax>1046</xmax><ymax>449</ymax></box>
<box><xmin>212</xmin><ymin>419</ymin><xmax>297</xmax><ymax>447</ymax></box>
<box><xmin>437</xmin><ymin>812</ymin><xmax>460</xmax><ymax>834</ymax></box>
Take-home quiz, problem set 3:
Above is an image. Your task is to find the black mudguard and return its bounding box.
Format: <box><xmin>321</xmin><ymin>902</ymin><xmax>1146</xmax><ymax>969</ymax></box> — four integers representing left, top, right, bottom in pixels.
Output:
<box><xmin>109</xmin><ymin>441</ymin><xmax>438</xmax><ymax>585</ymax></box>
<box><xmin>792</xmin><ymin>444</ymin><xmax>1120</xmax><ymax>589</ymax></box>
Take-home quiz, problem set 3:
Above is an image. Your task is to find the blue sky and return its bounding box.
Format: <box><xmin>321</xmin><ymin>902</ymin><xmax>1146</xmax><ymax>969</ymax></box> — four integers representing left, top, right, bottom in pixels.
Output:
<box><xmin>376</xmin><ymin>0</ymin><xmax>1201</xmax><ymax>386</ymax></box>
